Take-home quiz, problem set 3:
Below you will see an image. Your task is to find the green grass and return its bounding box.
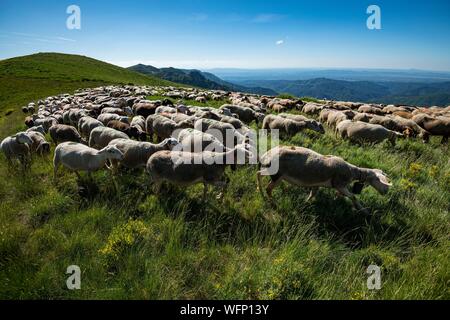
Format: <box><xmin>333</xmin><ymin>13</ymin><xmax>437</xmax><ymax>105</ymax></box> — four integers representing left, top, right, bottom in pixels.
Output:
<box><xmin>0</xmin><ymin>54</ymin><xmax>449</xmax><ymax>300</ymax></box>
<box><xmin>0</xmin><ymin>53</ymin><xmax>180</xmax><ymax>137</ymax></box>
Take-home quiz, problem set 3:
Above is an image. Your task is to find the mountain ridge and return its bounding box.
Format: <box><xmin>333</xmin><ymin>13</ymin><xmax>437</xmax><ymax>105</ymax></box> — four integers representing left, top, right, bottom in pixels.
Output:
<box><xmin>128</xmin><ymin>64</ymin><xmax>277</xmax><ymax>96</ymax></box>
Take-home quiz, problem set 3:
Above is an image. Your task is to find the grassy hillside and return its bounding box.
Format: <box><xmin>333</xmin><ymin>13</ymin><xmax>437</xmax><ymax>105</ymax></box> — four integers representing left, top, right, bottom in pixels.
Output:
<box><xmin>0</xmin><ymin>54</ymin><xmax>449</xmax><ymax>300</ymax></box>
<box><xmin>0</xmin><ymin>53</ymin><xmax>178</xmax><ymax>136</ymax></box>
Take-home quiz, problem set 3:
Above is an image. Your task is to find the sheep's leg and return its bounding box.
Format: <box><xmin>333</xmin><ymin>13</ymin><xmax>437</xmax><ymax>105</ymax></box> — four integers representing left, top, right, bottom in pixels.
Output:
<box><xmin>153</xmin><ymin>181</ymin><xmax>162</xmax><ymax>194</ymax></box>
<box><xmin>306</xmin><ymin>188</ymin><xmax>318</xmax><ymax>202</ymax></box>
<box><xmin>336</xmin><ymin>186</ymin><xmax>368</xmax><ymax>214</ymax></box>
<box><xmin>441</xmin><ymin>135</ymin><xmax>448</xmax><ymax>144</ymax></box>
<box><xmin>266</xmin><ymin>176</ymin><xmax>283</xmax><ymax>200</ymax></box>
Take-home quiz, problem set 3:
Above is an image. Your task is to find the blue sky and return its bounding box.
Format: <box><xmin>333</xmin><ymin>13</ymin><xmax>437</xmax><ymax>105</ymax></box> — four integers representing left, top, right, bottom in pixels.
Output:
<box><xmin>0</xmin><ymin>0</ymin><xmax>449</xmax><ymax>70</ymax></box>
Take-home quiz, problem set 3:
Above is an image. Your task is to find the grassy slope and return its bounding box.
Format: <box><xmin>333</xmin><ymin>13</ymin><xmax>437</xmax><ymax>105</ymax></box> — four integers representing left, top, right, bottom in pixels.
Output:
<box><xmin>0</xmin><ymin>53</ymin><xmax>177</xmax><ymax>136</ymax></box>
<box><xmin>0</xmin><ymin>55</ymin><xmax>449</xmax><ymax>300</ymax></box>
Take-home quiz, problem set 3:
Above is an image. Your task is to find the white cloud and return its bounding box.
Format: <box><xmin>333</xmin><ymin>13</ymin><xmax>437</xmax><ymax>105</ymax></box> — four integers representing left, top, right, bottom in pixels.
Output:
<box><xmin>276</xmin><ymin>40</ymin><xmax>284</xmax><ymax>45</ymax></box>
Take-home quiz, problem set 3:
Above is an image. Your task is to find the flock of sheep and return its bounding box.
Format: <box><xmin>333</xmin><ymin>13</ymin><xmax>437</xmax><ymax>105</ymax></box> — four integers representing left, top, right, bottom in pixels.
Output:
<box><xmin>1</xmin><ymin>85</ymin><xmax>449</xmax><ymax>212</ymax></box>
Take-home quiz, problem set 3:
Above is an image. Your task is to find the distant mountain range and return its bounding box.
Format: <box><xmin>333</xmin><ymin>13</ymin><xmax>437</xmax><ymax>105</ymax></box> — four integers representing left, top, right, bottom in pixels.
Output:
<box><xmin>128</xmin><ymin>64</ymin><xmax>450</xmax><ymax>106</ymax></box>
<box><xmin>127</xmin><ymin>64</ymin><xmax>277</xmax><ymax>96</ymax></box>
<box><xmin>233</xmin><ymin>78</ymin><xmax>450</xmax><ymax>106</ymax></box>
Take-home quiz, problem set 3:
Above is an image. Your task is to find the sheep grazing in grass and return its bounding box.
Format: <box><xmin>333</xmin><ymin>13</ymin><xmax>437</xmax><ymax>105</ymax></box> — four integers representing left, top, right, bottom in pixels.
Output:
<box><xmin>53</xmin><ymin>142</ymin><xmax>124</xmax><ymax>179</ymax></box>
<box><xmin>177</xmin><ymin>128</ymin><xmax>230</xmax><ymax>153</ymax></box>
<box><xmin>412</xmin><ymin>114</ymin><xmax>450</xmax><ymax>143</ymax></box>
<box><xmin>219</xmin><ymin>104</ymin><xmax>265</xmax><ymax>124</ymax></box>
<box><xmin>336</xmin><ymin>120</ymin><xmax>403</xmax><ymax>145</ymax></box>
<box><xmin>150</xmin><ymin>115</ymin><xmax>193</xmax><ymax>141</ymax></box>
<box><xmin>146</xmin><ymin>145</ymin><xmax>252</xmax><ymax>202</ymax></box>
<box><xmin>0</xmin><ymin>132</ymin><xmax>33</xmax><ymax>167</ymax></box>
<box><xmin>26</xmin><ymin>131</ymin><xmax>51</xmax><ymax>156</ymax></box>
<box><xmin>194</xmin><ymin>118</ymin><xmax>247</xmax><ymax>146</ymax></box>
<box><xmin>89</xmin><ymin>126</ymin><xmax>129</xmax><ymax>149</ymax></box>
<box><xmin>257</xmin><ymin>146</ymin><xmax>392</xmax><ymax>213</ymax></box>
<box><xmin>78</xmin><ymin>116</ymin><xmax>104</xmax><ymax>138</ymax></box>
<box><xmin>97</xmin><ymin>113</ymin><xmax>129</xmax><ymax>126</ymax></box>
<box><xmin>26</xmin><ymin>125</ymin><xmax>45</xmax><ymax>135</ymax></box>
<box><xmin>262</xmin><ymin>115</ymin><xmax>324</xmax><ymax>137</ymax></box>
<box><xmin>278</xmin><ymin>113</ymin><xmax>325</xmax><ymax>134</ymax></box>
<box><xmin>107</xmin><ymin>137</ymin><xmax>178</xmax><ymax>171</ymax></box>
<box><xmin>49</xmin><ymin>124</ymin><xmax>83</xmax><ymax>145</ymax></box>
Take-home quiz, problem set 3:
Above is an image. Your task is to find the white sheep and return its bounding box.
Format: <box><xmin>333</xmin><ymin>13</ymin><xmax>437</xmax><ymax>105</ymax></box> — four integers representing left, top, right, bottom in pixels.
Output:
<box><xmin>53</xmin><ymin>142</ymin><xmax>124</xmax><ymax>179</ymax></box>
<box><xmin>0</xmin><ymin>132</ymin><xmax>33</xmax><ymax>167</ymax></box>
<box><xmin>89</xmin><ymin>126</ymin><xmax>130</xmax><ymax>149</ymax></box>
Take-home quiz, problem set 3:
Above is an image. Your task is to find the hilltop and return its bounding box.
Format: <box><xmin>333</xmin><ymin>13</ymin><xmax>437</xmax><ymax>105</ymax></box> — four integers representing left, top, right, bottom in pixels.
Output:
<box><xmin>0</xmin><ymin>53</ymin><xmax>179</xmax><ymax>134</ymax></box>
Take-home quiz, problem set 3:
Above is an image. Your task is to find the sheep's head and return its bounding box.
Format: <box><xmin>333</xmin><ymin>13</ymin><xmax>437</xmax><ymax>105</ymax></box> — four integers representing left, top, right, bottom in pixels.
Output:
<box><xmin>101</xmin><ymin>145</ymin><xmax>124</xmax><ymax>161</ymax></box>
<box><xmin>28</xmin><ymin>125</ymin><xmax>45</xmax><ymax>135</ymax></box>
<box><xmin>307</xmin><ymin>120</ymin><xmax>325</xmax><ymax>134</ymax></box>
<box><xmin>176</xmin><ymin>104</ymin><xmax>188</xmax><ymax>114</ymax></box>
<box><xmin>419</xmin><ymin>130</ymin><xmax>430</xmax><ymax>143</ymax></box>
<box><xmin>37</xmin><ymin>142</ymin><xmax>51</xmax><ymax>156</ymax></box>
<box><xmin>14</xmin><ymin>132</ymin><xmax>33</xmax><ymax>145</ymax></box>
<box><xmin>366</xmin><ymin>169</ymin><xmax>392</xmax><ymax>195</ymax></box>
<box><xmin>220</xmin><ymin>108</ymin><xmax>232</xmax><ymax>117</ymax></box>
<box><xmin>163</xmin><ymin>138</ymin><xmax>179</xmax><ymax>150</ymax></box>
<box><xmin>256</xmin><ymin>112</ymin><xmax>265</xmax><ymax>123</ymax></box>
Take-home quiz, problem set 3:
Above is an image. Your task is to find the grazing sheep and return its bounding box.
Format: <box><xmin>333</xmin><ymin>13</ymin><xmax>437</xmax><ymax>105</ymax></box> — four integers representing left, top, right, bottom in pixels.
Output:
<box><xmin>78</xmin><ymin>116</ymin><xmax>104</xmax><ymax>138</ymax></box>
<box><xmin>262</xmin><ymin>115</ymin><xmax>324</xmax><ymax>136</ymax></box>
<box><xmin>134</xmin><ymin>101</ymin><xmax>159</xmax><ymax>118</ymax></box>
<box><xmin>34</xmin><ymin>117</ymin><xmax>59</xmax><ymax>133</ymax></box>
<box><xmin>49</xmin><ymin>124</ymin><xmax>83</xmax><ymax>145</ymax></box>
<box><xmin>337</xmin><ymin>121</ymin><xmax>403</xmax><ymax>144</ymax></box>
<box><xmin>220</xmin><ymin>104</ymin><xmax>265</xmax><ymax>124</ymax></box>
<box><xmin>326</xmin><ymin>110</ymin><xmax>355</xmax><ymax>128</ymax></box>
<box><xmin>89</xmin><ymin>126</ymin><xmax>130</xmax><ymax>149</ymax></box>
<box><xmin>0</xmin><ymin>132</ymin><xmax>33</xmax><ymax>167</ymax></box>
<box><xmin>278</xmin><ymin>113</ymin><xmax>325</xmax><ymax>133</ymax></box>
<box><xmin>302</xmin><ymin>102</ymin><xmax>325</xmax><ymax>115</ymax></box>
<box><xmin>130</xmin><ymin>115</ymin><xmax>146</xmax><ymax>132</ymax></box>
<box><xmin>97</xmin><ymin>113</ymin><xmax>129</xmax><ymax>126</ymax></box>
<box><xmin>26</xmin><ymin>131</ymin><xmax>51</xmax><ymax>156</ymax></box>
<box><xmin>146</xmin><ymin>145</ymin><xmax>251</xmax><ymax>202</ymax></box>
<box><xmin>107</xmin><ymin>120</ymin><xmax>142</xmax><ymax>140</ymax></box>
<box><xmin>26</xmin><ymin>125</ymin><xmax>45</xmax><ymax>135</ymax></box>
<box><xmin>412</xmin><ymin>114</ymin><xmax>450</xmax><ymax>143</ymax></box>
<box><xmin>53</xmin><ymin>142</ymin><xmax>124</xmax><ymax>178</ymax></box>
<box><xmin>151</xmin><ymin>115</ymin><xmax>193</xmax><ymax>141</ymax></box>
<box><xmin>218</xmin><ymin>115</ymin><xmax>245</xmax><ymax>130</ymax></box>
<box><xmin>100</xmin><ymin>107</ymin><xmax>128</xmax><ymax>116</ymax></box>
<box><xmin>108</xmin><ymin>137</ymin><xmax>178</xmax><ymax>171</ymax></box>
<box><xmin>353</xmin><ymin>112</ymin><xmax>375</xmax><ymax>122</ymax></box>
<box><xmin>358</xmin><ymin>105</ymin><xmax>384</xmax><ymax>115</ymax></box>
<box><xmin>194</xmin><ymin>118</ymin><xmax>247</xmax><ymax>146</ymax></box>
<box><xmin>25</xmin><ymin>116</ymin><xmax>34</xmax><ymax>128</ymax></box>
<box><xmin>257</xmin><ymin>146</ymin><xmax>392</xmax><ymax>212</ymax></box>
<box><xmin>177</xmin><ymin>128</ymin><xmax>230</xmax><ymax>153</ymax></box>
